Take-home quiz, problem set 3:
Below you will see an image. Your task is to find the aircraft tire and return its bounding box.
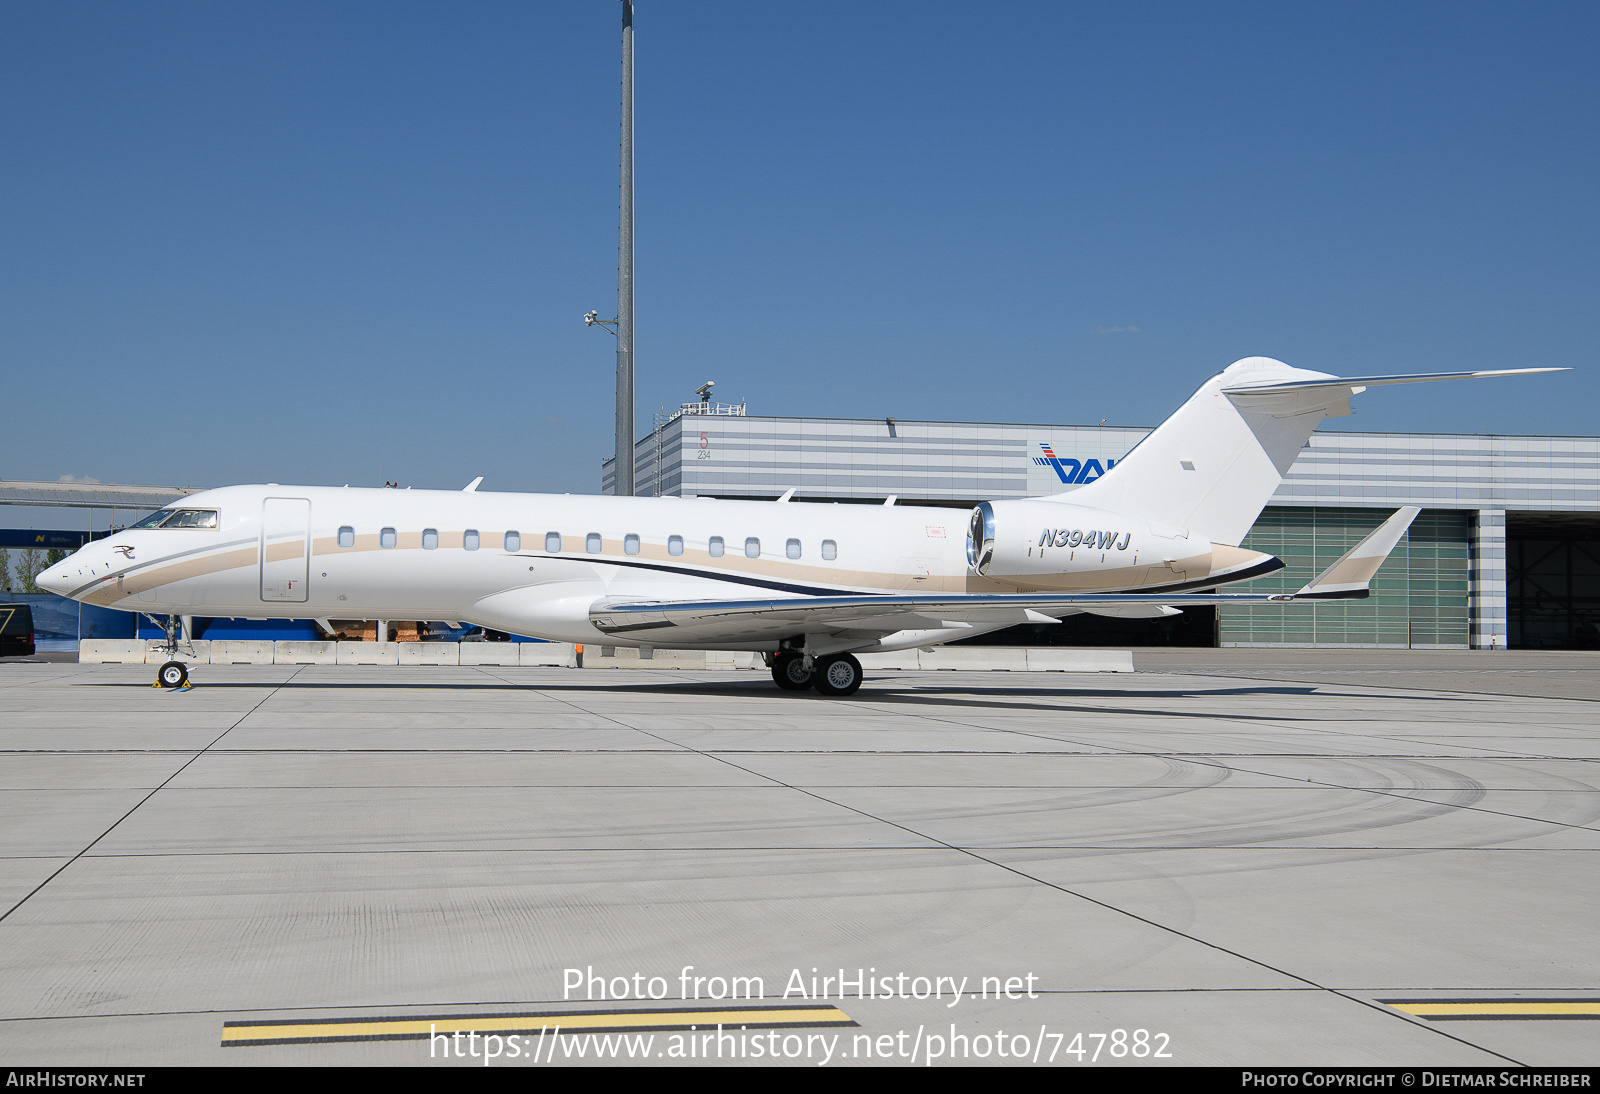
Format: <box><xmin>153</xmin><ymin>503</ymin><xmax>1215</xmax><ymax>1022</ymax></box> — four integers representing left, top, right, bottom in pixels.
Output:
<box><xmin>157</xmin><ymin>661</ymin><xmax>188</xmax><ymax>689</ymax></box>
<box><xmin>771</xmin><ymin>652</ymin><xmax>813</xmax><ymax>691</ymax></box>
<box><xmin>811</xmin><ymin>653</ymin><xmax>863</xmax><ymax>697</ymax></box>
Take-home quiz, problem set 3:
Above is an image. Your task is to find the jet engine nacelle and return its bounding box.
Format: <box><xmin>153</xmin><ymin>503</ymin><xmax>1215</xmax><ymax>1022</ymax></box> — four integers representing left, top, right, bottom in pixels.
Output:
<box><xmin>966</xmin><ymin>499</ymin><xmax>1204</xmax><ymax>588</ymax></box>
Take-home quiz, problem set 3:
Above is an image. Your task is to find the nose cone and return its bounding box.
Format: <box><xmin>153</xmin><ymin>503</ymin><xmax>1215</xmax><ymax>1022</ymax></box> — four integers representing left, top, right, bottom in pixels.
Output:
<box><xmin>37</xmin><ymin>558</ymin><xmax>74</xmax><ymax>597</ymax></box>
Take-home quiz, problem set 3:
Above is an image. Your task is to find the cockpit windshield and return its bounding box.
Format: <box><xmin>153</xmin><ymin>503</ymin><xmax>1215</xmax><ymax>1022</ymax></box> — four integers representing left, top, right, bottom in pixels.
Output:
<box><xmin>129</xmin><ymin>509</ymin><xmax>219</xmax><ymax>530</ymax></box>
<box><xmin>161</xmin><ymin>509</ymin><xmax>219</xmax><ymax>529</ymax></box>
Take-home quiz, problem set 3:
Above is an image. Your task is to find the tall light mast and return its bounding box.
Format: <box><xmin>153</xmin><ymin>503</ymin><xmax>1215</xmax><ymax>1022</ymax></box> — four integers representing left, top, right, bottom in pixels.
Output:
<box><xmin>615</xmin><ymin>0</ymin><xmax>636</xmax><ymax>498</ymax></box>
<box><xmin>585</xmin><ymin>0</ymin><xmax>636</xmax><ymax>496</ymax></box>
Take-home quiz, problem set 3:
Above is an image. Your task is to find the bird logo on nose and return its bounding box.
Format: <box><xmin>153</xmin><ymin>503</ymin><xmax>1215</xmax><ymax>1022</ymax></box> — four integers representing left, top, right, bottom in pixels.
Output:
<box><xmin>112</xmin><ymin>545</ymin><xmax>135</xmax><ymax>559</ymax></box>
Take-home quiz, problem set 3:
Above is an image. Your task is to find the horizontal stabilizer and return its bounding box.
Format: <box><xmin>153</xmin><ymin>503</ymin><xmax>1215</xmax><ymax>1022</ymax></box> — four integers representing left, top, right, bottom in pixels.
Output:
<box><xmin>1062</xmin><ymin>357</ymin><xmax>1563</xmax><ymax>549</ymax></box>
<box><xmin>1295</xmin><ymin>506</ymin><xmax>1420</xmax><ymax>600</ymax></box>
<box><xmin>1222</xmin><ymin>367</ymin><xmax>1567</xmax><ymax>396</ymax></box>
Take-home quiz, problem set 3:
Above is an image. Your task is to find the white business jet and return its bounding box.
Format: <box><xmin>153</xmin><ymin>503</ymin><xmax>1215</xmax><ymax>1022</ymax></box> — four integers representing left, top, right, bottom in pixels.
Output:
<box><xmin>40</xmin><ymin>357</ymin><xmax>1560</xmax><ymax>695</ymax></box>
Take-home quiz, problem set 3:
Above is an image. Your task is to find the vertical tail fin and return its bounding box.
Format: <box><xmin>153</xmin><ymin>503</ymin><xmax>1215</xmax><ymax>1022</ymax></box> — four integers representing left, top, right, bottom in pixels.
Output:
<box><xmin>1061</xmin><ymin>358</ymin><xmax>1352</xmax><ymax>545</ymax></box>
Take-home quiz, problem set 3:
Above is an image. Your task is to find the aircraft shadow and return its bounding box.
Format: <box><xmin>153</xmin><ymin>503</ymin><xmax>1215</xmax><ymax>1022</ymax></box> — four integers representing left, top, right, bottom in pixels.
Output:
<box><xmin>80</xmin><ymin>677</ymin><xmax>1480</xmax><ymax>719</ymax></box>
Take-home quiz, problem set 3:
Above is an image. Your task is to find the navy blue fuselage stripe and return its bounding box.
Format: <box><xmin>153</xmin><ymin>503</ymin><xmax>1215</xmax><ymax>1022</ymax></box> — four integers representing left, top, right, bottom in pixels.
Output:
<box><xmin>518</xmin><ymin>554</ymin><xmax>879</xmax><ymax>598</ymax></box>
<box><xmin>1135</xmin><ymin>557</ymin><xmax>1286</xmax><ymax>594</ymax></box>
<box><xmin>531</xmin><ymin>554</ymin><xmax>1284</xmax><ymax>600</ymax></box>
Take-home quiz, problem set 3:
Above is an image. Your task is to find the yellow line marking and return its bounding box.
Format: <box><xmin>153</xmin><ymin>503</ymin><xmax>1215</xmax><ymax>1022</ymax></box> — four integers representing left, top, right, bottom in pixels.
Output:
<box><xmin>222</xmin><ymin>1005</ymin><xmax>855</xmax><ymax>1046</ymax></box>
<box><xmin>1388</xmin><ymin>1001</ymin><xmax>1600</xmax><ymax>1018</ymax></box>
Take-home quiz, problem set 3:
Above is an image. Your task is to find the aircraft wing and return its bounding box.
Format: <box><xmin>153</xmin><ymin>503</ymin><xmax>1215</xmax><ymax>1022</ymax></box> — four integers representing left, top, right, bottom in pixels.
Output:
<box><xmin>1293</xmin><ymin>506</ymin><xmax>1420</xmax><ymax>599</ymax></box>
<box><xmin>588</xmin><ymin>589</ymin><xmax>1297</xmax><ymax>645</ymax></box>
<box><xmin>590</xmin><ymin>504</ymin><xmax>1425</xmax><ymax>646</ymax></box>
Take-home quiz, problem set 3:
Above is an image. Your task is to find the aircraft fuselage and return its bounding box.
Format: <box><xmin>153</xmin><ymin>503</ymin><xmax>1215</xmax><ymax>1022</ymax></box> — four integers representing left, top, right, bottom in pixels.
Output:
<box><xmin>43</xmin><ymin>484</ymin><xmax>1274</xmax><ymax>649</ymax></box>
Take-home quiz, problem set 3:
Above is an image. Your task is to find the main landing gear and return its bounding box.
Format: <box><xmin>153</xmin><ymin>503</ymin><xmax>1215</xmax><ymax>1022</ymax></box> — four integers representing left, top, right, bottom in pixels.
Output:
<box><xmin>771</xmin><ymin>651</ymin><xmax>814</xmax><ymax>690</ymax></box>
<box><xmin>769</xmin><ymin>651</ymin><xmax>864</xmax><ymax>697</ymax></box>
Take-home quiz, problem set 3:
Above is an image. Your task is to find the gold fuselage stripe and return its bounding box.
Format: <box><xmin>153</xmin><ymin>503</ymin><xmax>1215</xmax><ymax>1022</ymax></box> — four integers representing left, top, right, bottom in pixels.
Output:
<box><xmin>92</xmin><ymin>534</ymin><xmax>1245</xmax><ymax>606</ymax></box>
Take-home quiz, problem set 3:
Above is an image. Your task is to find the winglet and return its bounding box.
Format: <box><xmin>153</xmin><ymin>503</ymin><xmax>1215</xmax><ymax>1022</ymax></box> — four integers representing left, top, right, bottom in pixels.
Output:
<box><xmin>463</xmin><ymin>477</ymin><xmax>484</xmax><ymax>492</ymax></box>
<box><xmin>1295</xmin><ymin>506</ymin><xmax>1420</xmax><ymax>599</ymax></box>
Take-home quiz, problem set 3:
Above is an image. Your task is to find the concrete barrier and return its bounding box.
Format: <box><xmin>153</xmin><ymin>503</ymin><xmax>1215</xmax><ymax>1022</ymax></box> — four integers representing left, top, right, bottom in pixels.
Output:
<box><xmin>917</xmin><ymin>647</ymin><xmax>1031</xmax><ymax>671</ymax></box>
<box><xmin>209</xmin><ymin>640</ymin><xmax>276</xmax><ymax>665</ymax></box>
<box><xmin>861</xmin><ymin>648</ymin><xmax>1024</xmax><ymax>671</ymax></box>
<box><xmin>274</xmin><ymin>642</ymin><xmax>338</xmax><ymax>665</ymax></box>
<box><xmin>586</xmin><ymin>646</ymin><xmax>707</xmax><ymax>669</ymax></box>
<box><xmin>520</xmin><ymin>642</ymin><xmax>576</xmax><ymax>667</ymax></box>
<box><xmin>76</xmin><ymin>638</ymin><xmax>1131</xmax><ymax>673</ymax></box>
<box><xmin>336</xmin><ymin>642</ymin><xmax>399</xmax><ymax>666</ymax></box>
<box><xmin>1026</xmin><ymin>648</ymin><xmax>1132</xmax><ymax>672</ymax></box>
<box><xmin>459</xmin><ymin>643</ymin><xmax>522</xmax><ymax>666</ymax></box>
<box><xmin>859</xmin><ymin>647</ymin><xmax>1131</xmax><ymax>672</ymax></box>
<box><xmin>855</xmin><ymin>650</ymin><xmax>920</xmax><ymax>670</ymax></box>
<box><xmin>79</xmin><ymin>639</ymin><xmax>149</xmax><ymax>664</ymax></box>
<box><xmin>399</xmin><ymin>643</ymin><xmax>461</xmax><ymax>666</ymax></box>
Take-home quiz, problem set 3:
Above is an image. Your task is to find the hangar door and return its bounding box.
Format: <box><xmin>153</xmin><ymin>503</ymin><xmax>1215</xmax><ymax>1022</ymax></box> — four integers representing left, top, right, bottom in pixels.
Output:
<box><xmin>1508</xmin><ymin>516</ymin><xmax>1600</xmax><ymax>648</ymax></box>
<box><xmin>260</xmin><ymin>497</ymin><xmax>310</xmax><ymax>603</ymax></box>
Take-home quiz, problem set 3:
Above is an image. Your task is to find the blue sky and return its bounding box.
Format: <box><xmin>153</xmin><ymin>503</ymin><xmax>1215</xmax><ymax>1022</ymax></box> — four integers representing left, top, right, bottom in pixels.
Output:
<box><xmin>2</xmin><ymin>1</ymin><xmax>1595</xmax><ymax>503</ymax></box>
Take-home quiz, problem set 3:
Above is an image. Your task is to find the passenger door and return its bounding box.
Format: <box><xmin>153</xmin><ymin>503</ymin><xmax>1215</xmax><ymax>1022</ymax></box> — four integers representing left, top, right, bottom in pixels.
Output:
<box><xmin>260</xmin><ymin>498</ymin><xmax>310</xmax><ymax>603</ymax></box>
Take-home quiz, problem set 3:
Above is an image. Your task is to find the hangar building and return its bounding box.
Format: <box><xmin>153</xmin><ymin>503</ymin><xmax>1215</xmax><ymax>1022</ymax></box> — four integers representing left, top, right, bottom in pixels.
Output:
<box><xmin>604</xmin><ymin>403</ymin><xmax>1600</xmax><ymax>650</ymax></box>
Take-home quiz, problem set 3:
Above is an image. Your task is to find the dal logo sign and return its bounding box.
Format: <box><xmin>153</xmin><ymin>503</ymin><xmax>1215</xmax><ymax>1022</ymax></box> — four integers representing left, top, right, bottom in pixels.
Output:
<box><xmin>1033</xmin><ymin>444</ymin><xmax>1115</xmax><ymax>485</ymax></box>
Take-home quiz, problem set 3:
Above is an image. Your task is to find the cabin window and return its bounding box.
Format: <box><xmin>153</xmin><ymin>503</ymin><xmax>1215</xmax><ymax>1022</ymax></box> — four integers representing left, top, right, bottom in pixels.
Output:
<box><xmin>338</xmin><ymin>526</ymin><xmax>355</xmax><ymax>548</ymax></box>
<box><xmin>786</xmin><ymin>538</ymin><xmax>801</xmax><ymax>559</ymax></box>
<box><xmin>586</xmin><ymin>533</ymin><xmax>602</xmax><ymax>554</ymax></box>
<box><xmin>544</xmin><ymin>532</ymin><xmax>561</xmax><ymax>552</ymax></box>
<box><xmin>380</xmin><ymin>528</ymin><xmax>397</xmax><ymax>549</ymax></box>
<box><xmin>822</xmin><ymin>539</ymin><xmax>837</xmax><ymax>561</ymax></box>
<box><xmin>708</xmin><ymin>536</ymin><xmax>724</xmax><ymax>557</ymax></box>
<box><xmin>745</xmin><ymin>537</ymin><xmax>760</xmax><ymax>559</ymax></box>
<box><xmin>668</xmin><ymin>535</ymin><xmax>684</xmax><ymax>556</ymax></box>
<box><xmin>422</xmin><ymin>528</ymin><xmax>439</xmax><ymax>550</ymax></box>
<box><xmin>504</xmin><ymin>531</ymin><xmax>521</xmax><ymax>552</ymax></box>
<box><xmin>463</xmin><ymin>529</ymin><xmax>479</xmax><ymax>551</ymax></box>
<box><xmin>624</xmin><ymin>534</ymin><xmax>640</xmax><ymax>555</ymax></box>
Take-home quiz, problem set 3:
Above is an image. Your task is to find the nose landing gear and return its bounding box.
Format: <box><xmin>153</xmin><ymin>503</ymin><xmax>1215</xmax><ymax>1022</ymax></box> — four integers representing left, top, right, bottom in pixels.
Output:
<box><xmin>149</xmin><ymin>614</ymin><xmax>195</xmax><ymax>689</ymax></box>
